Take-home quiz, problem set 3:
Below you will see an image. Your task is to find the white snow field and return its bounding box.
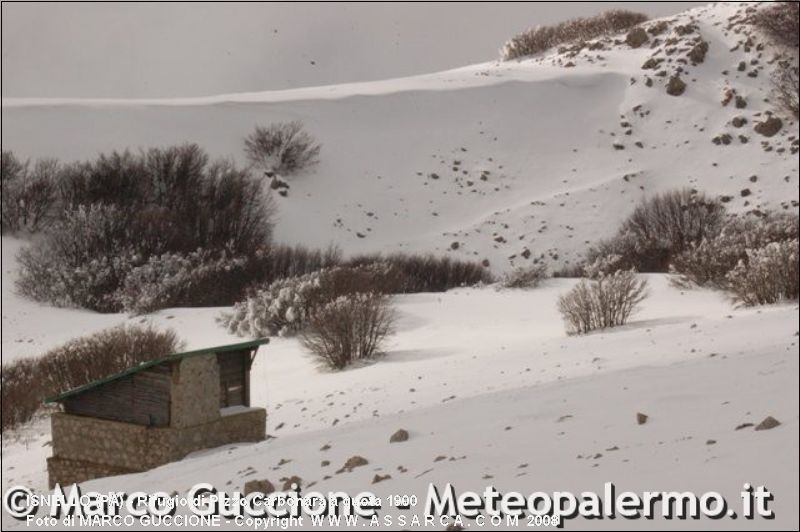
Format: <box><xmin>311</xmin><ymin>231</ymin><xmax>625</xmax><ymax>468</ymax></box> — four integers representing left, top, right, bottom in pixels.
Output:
<box><xmin>1</xmin><ymin>1</ymin><xmax>799</xmax><ymax>530</ymax></box>
<box><xmin>2</xmin><ymin>3</ymin><xmax>797</xmax><ymax>271</ymax></box>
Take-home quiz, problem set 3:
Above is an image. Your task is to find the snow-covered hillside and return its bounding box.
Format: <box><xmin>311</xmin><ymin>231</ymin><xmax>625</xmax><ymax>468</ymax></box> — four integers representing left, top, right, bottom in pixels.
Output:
<box><xmin>3</xmin><ymin>247</ymin><xmax>799</xmax><ymax>528</ymax></box>
<box><xmin>2</xmin><ymin>2</ymin><xmax>799</xmax><ymax>530</ymax></box>
<box><xmin>2</xmin><ymin>2</ymin><xmax>797</xmax><ymax>271</ymax></box>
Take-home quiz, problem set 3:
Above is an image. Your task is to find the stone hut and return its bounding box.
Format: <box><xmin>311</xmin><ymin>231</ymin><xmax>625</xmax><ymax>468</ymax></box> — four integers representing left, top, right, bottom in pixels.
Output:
<box><xmin>45</xmin><ymin>338</ymin><xmax>269</xmax><ymax>488</ymax></box>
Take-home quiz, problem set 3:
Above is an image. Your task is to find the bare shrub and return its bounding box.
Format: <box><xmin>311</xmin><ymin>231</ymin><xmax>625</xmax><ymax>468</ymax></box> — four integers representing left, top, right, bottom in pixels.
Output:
<box><xmin>502</xmin><ymin>10</ymin><xmax>648</xmax><ymax>60</ymax></box>
<box><xmin>671</xmin><ymin>212</ymin><xmax>799</xmax><ymax>289</ymax></box>
<box><xmin>249</xmin><ymin>244</ymin><xmax>342</xmax><ymax>285</ymax></box>
<box><xmin>551</xmin><ymin>263</ymin><xmax>586</xmax><ymax>278</ymax></box>
<box><xmin>243</xmin><ymin>121</ymin><xmax>321</xmax><ymax>176</ymax></box>
<box><xmin>1</xmin><ymin>152</ymin><xmax>59</xmax><ymax>234</ymax></box>
<box><xmin>557</xmin><ymin>270</ymin><xmax>648</xmax><ymax>335</ymax></box>
<box><xmin>753</xmin><ymin>1</ymin><xmax>799</xmax><ymax>49</ymax></box>
<box><xmin>0</xmin><ymin>358</ymin><xmax>42</xmax><ymax>432</ymax></box>
<box><xmin>1</xmin><ymin>325</ymin><xmax>181</xmax><ymax>432</ymax></box>
<box><xmin>587</xmin><ymin>189</ymin><xmax>726</xmax><ymax>273</ymax></box>
<box><xmin>57</xmin><ymin>144</ymin><xmax>274</xmax><ymax>254</ymax></box>
<box><xmin>772</xmin><ymin>61</ymin><xmax>799</xmax><ymax>119</ymax></box>
<box><xmin>727</xmin><ymin>240</ymin><xmax>799</xmax><ymax>306</ymax></box>
<box><xmin>346</xmin><ymin>252</ymin><xmax>493</xmax><ymax>292</ymax></box>
<box><xmin>301</xmin><ymin>293</ymin><xmax>395</xmax><ymax>370</ymax></box>
<box><xmin>501</xmin><ymin>263</ymin><xmax>548</xmax><ymax>288</ymax></box>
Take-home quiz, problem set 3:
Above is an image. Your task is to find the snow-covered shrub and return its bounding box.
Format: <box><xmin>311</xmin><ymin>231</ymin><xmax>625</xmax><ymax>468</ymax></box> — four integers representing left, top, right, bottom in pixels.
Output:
<box><xmin>1</xmin><ymin>325</ymin><xmax>181</xmax><ymax>432</ymax></box>
<box><xmin>221</xmin><ymin>272</ymin><xmax>324</xmax><ymax>338</ymax></box>
<box><xmin>243</xmin><ymin>121</ymin><xmax>321</xmax><ymax>176</ymax></box>
<box><xmin>220</xmin><ymin>263</ymin><xmax>399</xmax><ymax>338</ymax></box>
<box><xmin>118</xmin><ymin>250</ymin><xmax>250</xmax><ymax>314</ymax></box>
<box><xmin>671</xmin><ymin>212</ymin><xmax>799</xmax><ymax>289</ymax></box>
<box><xmin>301</xmin><ymin>293</ymin><xmax>395</xmax><ymax>370</ymax></box>
<box><xmin>501</xmin><ymin>263</ymin><xmax>548</xmax><ymax>288</ymax></box>
<box><xmin>1</xmin><ymin>152</ymin><xmax>59</xmax><ymax>234</ymax></box>
<box><xmin>587</xmin><ymin>189</ymin><xmax>725</xmax><ymax>273</ymax></box>
<box><xmin>502</xmin><ymin>10</ymin><xmax>648</xmax><ymax>60</ymax></box>
<box><xmin>16</xmin><ymin>204</ymin><xmax>142</xmax><ymax>312</ymax></box>
<box><xmin>727</xmin><ymin>240</ymin><xmax>799</xmax><ymax>307</ymax></box>
<box><xmin>557</xmin><ymin>270</ymin><xmax>648</xmax><ymax>335</ymax></box>
<box><xmin>583</xmin><ymin>253</ymin><xmax>627</xmax><ymax>279</ymax></box>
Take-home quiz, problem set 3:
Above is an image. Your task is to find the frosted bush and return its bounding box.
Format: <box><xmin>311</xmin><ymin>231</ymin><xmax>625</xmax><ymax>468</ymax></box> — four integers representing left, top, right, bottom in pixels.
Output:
<box><xmin>220</xmin><ymin>263</ymin><xmax>400</xmax><ymax>338</ymax></box>
<box><xmin>16</xmin><ymin>204</ymin><xmax>142</xmax><ymax>312</ymax></box>
<box><xmin>501</xmin><ymin>263</ymin><xmax>548</xmax><ymax>288</ymax></box>
<box><xmin>118</xmin><ymin>249</ymin><xmax>249</xmax><ymax>314</ymax></box>
<box><xmin>587</xmin><ymin>189</ymin><xmax>725</xmax><ymax>273</ymax></box>
<box><xmin>671</xmin><ymin>212</ymin><xmax>799</xmax><ymax>289</ymax></box>
<box><xmin>221</xmin><ymin>271</ymin><xmax>325</xmax><ymax>337</ymax></box>
<box><xmin>557</xmin><ymin>269</ymin><xmax>648</xmax><ymax>335</ymax></box>
<box><xmin>727</xmin><ymin>240</ymin><xmax>799</xmax><ymax>307</ymax></box>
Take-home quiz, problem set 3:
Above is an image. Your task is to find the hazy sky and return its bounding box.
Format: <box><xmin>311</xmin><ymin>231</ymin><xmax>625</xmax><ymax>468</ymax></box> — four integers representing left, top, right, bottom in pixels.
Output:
<box><xmin>2</xmin><ymin>2</ymin><xmax>704</xmax><ymax>99</ymax></box>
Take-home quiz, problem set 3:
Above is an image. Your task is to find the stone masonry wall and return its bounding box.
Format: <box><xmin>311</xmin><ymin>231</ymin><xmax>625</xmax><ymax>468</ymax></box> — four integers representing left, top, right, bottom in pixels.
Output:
<box><xmin>48</xmin><ymin>408</ymin><xmax>266</xmax><ymax>488</ymax></box>
<box><xmin>170</xmin><ymin>354</ymin><xmax>221</xmax><ymax>429</ymax></box>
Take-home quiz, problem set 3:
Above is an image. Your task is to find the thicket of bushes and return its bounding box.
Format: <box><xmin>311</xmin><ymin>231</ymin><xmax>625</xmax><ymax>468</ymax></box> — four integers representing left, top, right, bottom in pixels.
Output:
<box><xmin>1</xmin><ymin>326</ymin><xmax>181</xmax><ymax>432</ymax></box>
<box><xmin>221</xmin><ymin>263</ymin><xmax>400</xmax><ymax>338</ymax></box>
<box><xmin>346</xmin><ymin>252</ymin><xmax>493</xmax><ymax>292</ymax></box>
<box><xmin>221</xmin><ymin>263</ymin><xmax>401</xmax><ymax>370</ymax></box>
<box><xmin>670</xmin><ymin>212</ymin><xmax>799</xmax><ymax>305</ymax></box>
<box><xmin>6</xmin><ymin>143</ymin><xmax>490</xmax><ymax>315</ymax></box>
<box><xmin>13</xmin><ymin>145</ymin><xmax>276</xmax><ymax>313</ymax></box>
<box><xmin>586</xmin><ymin>189</ymin><xmax>726</xmax><ymax>274</ymax></box>
<box><xmin>579</xmin><ymin>189</ymin><xmax>798</xmax><ymax>309</ymax></box>
<box><xmin>502</xmin><ymin>10</ymin><xmax>648</xmax><ymax>61</ymax></box>
<box><xmin>753</xmin><ymin>1</ymin><xmax>799</xmax><ymax>49</ymax></box>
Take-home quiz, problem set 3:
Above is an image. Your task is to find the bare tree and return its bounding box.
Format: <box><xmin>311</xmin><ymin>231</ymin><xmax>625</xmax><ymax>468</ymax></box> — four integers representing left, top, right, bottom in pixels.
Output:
<box><xmin>1</xmin><ymin>152</ymin><xmax>59</xmax><ymax>234</ymax></box>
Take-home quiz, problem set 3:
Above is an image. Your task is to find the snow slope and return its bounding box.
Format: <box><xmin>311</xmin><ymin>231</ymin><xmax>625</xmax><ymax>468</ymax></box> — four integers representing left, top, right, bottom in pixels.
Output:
<box><xmin>3</xmin><ymin>264</ymin><xmax>798</xmax><ymax>528</ymax></box>
<box><xmin>2</xmin><ymin>2</ymin><xmax>797</xmax><ymax>271</ymax></box>
<box><xmin>1</xmin><ymin>2</ymin><xmax>799</xmax><ymax>530</ymax></box>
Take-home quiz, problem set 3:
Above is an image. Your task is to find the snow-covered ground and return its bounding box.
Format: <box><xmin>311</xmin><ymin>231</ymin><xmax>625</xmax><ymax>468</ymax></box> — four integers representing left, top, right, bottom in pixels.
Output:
<box><xmin>2</xmin><ymin>1</ymin><xmax>799</xmax><ymax>529</ymax></box>
<box><xmin>2</xmin><ymin>2</ymin><xmax>797</xmax><ymax>272</ymax></box>
<box><xmin>3</xmin><ymin>233</ymin><xmax>799</xmax><ymax>528</ymax></box>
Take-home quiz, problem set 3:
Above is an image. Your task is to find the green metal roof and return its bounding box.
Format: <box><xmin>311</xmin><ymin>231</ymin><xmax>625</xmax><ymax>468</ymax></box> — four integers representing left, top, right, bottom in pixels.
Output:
<box><xmin>45</xmin><ymin>338</ymin><xmax>269</xmax><ymax>404</ymax></box>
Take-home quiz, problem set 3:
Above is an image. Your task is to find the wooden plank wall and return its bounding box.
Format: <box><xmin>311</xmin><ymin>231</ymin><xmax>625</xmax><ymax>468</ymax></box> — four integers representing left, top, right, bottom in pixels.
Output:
<box><xmin>63</xmin><ymin>365</ymin><xmax>172</xmax><ymax>426</ymax></box>
<box><xmin>217</xmin><ymin>351</ymin><xmax>247</xmax><ymax>408</ymax></box>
